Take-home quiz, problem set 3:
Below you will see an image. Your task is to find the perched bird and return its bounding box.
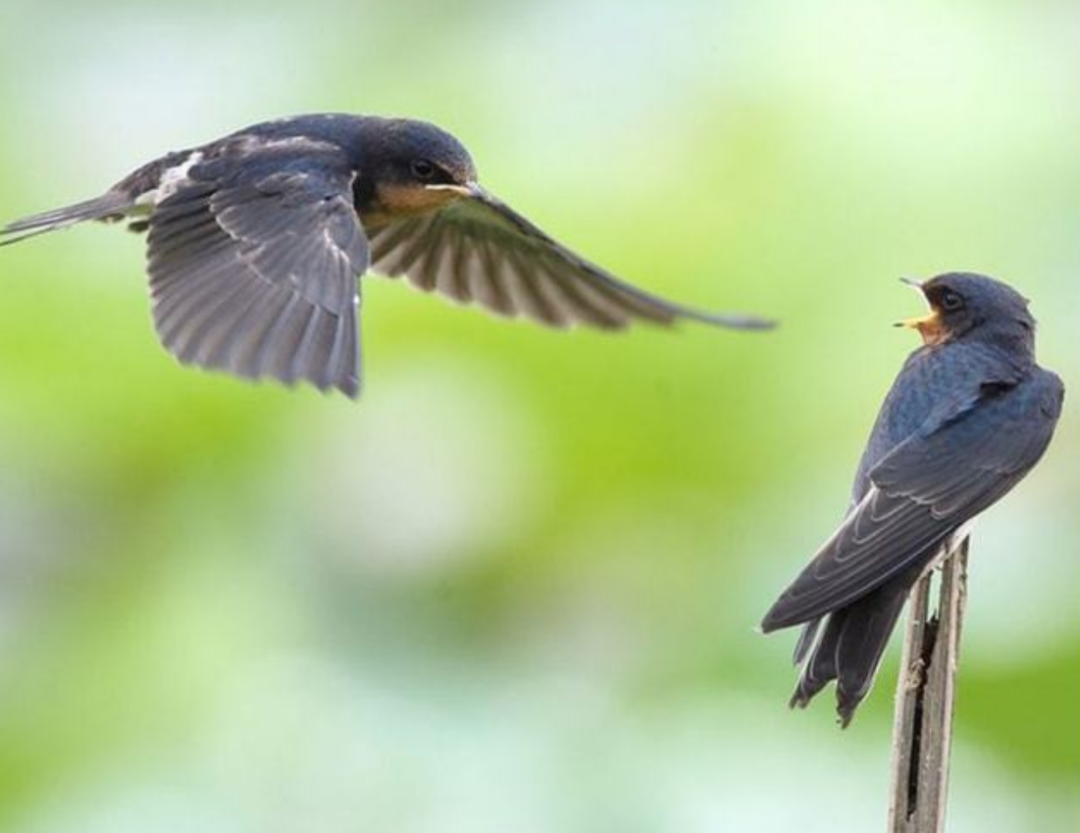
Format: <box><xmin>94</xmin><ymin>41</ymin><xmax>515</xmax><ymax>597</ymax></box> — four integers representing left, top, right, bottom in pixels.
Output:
<box><xmin>761</xmin><ymin>273</ymin><xmax>1063</xmax><ymax>726</ymax></box>
<box><xmin>1</xmin><ymin>114</ymin><xmax>773</xmax><ymax>396</ymax></box>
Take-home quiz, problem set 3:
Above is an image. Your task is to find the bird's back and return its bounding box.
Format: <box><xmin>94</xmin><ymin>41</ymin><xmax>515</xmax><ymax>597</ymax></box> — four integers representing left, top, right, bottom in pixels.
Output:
<box><xmin>850</xmin><ymin>341</ymin><xmax>1034</xmax><ymax>505</ymax></box>
<box><xmin>225</xmin><ymin>113</ymin><xmax>372</xmax><ymax>152</ymax></box>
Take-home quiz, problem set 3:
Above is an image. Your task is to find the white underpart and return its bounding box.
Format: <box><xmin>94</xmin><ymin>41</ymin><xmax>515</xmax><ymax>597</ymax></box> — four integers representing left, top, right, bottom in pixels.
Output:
<box><xmin>135</xmin><ymin>150</ymin><xmax>205</xmax><ymax>210</ymax></box>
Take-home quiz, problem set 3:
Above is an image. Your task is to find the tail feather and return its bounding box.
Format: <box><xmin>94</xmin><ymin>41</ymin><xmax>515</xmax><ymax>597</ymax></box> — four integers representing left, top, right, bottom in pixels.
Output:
<box><xmin>790</xmin><ymin>566</ymin><xmax>921</xmax><ymax>727</ymax></box>
<box><xmin>790</xmin><ymin>612</ymin><xmax>843</xmax><ymax>709</ymax></box>
<box><xmin>1</xmin><ymin>192</ymin><xmax>132</xmax><ymax>246</ymax></box>
<box><xmin>792</xmin><ymin>618</ymin><xmax>822</xmax><ymax>665</ymax></box>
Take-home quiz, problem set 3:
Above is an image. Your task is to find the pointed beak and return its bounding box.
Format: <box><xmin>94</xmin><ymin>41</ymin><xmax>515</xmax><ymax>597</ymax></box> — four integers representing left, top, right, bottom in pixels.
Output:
<box><xmin>895</xmin><ymin>309</ymin><xmax>942</xmax><ymax>331</ymax></box>
<box><xmin>894</xmin><ymin>276</ymin><xmax>945</xmax><ymax>341</ymax></box>
<box><xmin>424</xmin><ymin>181</ymin><xmax>484</xmax><ymax>199</ymax></box>
<box><xmin>895</xmin><ymin>275</ymin><xmax>930</xmax><ymax>328</ymax></box>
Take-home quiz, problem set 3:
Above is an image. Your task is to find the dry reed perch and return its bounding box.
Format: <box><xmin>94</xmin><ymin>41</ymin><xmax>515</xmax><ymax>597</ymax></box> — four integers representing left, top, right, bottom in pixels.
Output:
<box><xmin>888</xmin><ymin>538</ymin><xmax>970</xmax><ymax>832</ymax></box>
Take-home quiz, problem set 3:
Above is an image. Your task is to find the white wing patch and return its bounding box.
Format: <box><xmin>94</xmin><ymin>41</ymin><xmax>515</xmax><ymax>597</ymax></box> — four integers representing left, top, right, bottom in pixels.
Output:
<box><xmin>136</xmin><ymin>151</ymin><xmax>205</xmax><ymax>208</ymax></box>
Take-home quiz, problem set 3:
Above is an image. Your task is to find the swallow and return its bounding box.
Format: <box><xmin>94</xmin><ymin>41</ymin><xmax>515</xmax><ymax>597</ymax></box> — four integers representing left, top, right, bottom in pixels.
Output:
<box><xmin>0</xmin><ymin>114</ymin><xmax>774</xmax><ymax>396</ymax></box>
<box><xmin>761</xmin><ymin>272</ymin><xmax>1064</xmax><ymax>726</ymax></box>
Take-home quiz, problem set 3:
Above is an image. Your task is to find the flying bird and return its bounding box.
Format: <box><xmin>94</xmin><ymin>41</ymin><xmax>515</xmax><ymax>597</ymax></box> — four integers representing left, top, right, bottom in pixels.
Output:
<box><xmin>760</xmin><ymin>273</ymin><xmax>1063</xmax><ymax>726</ymax></box>
<box><xmin>1</xmin><ymin>114</ymin><xmax>773</xmax><ymax>396</ymax></box>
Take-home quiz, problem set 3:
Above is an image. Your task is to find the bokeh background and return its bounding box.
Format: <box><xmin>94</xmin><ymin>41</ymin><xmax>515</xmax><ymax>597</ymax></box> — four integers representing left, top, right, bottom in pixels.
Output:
<box><xmin>0</xmin><ymin>1</ymin><xmax>1077</xmax><ymax>830</ymax></box>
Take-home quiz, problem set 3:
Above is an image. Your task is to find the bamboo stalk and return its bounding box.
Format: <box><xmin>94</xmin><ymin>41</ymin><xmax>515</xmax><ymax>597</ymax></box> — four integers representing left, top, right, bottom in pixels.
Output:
<box><xmin>887</xmin><ymin>538</ymin><xmax>970</xmax><ymax>833</ymax></box>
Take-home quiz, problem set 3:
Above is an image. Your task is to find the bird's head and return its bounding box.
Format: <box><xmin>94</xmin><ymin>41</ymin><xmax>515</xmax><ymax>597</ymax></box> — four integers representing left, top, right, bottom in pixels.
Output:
<box><xmin>896</xmin><ymin>272</ymin><xmax>1036</xmax><ymax>354</ymax></box>
<box><xmin>359</xmin><ymin>118</ymin><xmax>480</xmax><ymax>225</ymax></box>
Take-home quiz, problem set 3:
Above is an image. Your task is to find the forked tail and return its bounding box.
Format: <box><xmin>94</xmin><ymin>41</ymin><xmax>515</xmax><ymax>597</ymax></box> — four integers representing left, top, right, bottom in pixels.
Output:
<box><xmin>0</xmin><ymin>191</ymin><xmax>132</xmax><ymax>246</ymax></box>
<box><xmin>789</xmin><ymin>565</ymin><xmax>921</xmax><ymax>727</ymax></box>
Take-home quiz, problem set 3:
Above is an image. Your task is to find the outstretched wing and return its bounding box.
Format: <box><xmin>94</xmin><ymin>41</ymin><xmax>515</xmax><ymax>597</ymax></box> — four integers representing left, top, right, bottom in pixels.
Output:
<box><xmin>762</xmin><ymin>371</ymin><xmax>1064</xmax><ymax>631</ymax></box>
<box><xmin>147</xmin><ymin>140</ymin><xmax>368</xmax><ymax>397</ymax></box>
<box><xmin>368</xmin><ymin>188</ymin><xmax>773</xmax><ymax>331</ymax></box>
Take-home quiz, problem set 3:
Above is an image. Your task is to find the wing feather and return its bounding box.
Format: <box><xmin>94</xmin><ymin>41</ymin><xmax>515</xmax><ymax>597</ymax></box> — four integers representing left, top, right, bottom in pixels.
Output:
<box><xmin>146</xmin><ymin>141</ymin><xmax>368</xmax><ymax>397</ymax></box>
<box><xmin>762</xmin><ymin>373</ymin><xmax>1063</xmax><ymax>631</ymax></box>
<box><xmin>368</xmin><ymin>190</ymin><xmax>774</xmax><ymax>331</ymax></box>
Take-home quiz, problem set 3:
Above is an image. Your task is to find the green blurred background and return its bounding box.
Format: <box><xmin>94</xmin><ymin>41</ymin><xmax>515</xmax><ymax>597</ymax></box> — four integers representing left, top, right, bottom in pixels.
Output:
<box><xmin>0</xmin><ymin>1</ymin><xmax>1077</xmax><ymax>830</ymax></box>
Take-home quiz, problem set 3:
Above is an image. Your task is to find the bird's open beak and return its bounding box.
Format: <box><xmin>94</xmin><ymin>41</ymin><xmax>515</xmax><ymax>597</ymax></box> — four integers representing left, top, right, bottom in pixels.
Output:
<box><xmin>896</xmin><ymin>309</ymin><xmax>943</xmax><ymax>333</ymax></box>
<box><xmin>894</xmin><ymin>277</ymin><xmax>946</xmax><ymax>343</ymax></box>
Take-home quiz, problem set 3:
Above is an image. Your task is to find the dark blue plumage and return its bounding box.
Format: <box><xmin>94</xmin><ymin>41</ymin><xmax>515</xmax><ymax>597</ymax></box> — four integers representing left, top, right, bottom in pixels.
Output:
<box><xmin>762</xmin><ymin>272</ymin><xmax>1063</xmax><ymax>726</ymax></box>
<box><xmin>1</xmin><ymin>113</ymin><xmax>773</xmax><ymax>396</ymax></box>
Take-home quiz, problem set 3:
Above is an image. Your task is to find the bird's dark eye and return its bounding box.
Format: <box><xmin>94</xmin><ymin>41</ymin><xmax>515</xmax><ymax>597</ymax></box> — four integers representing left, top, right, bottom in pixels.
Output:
<box><xmin>940</xmin><ymin>290</ymin><xmax>965</xmax><ymax>312</ymax></box>
<box><xmin>411</xmin><ymin>159</ymin><xmax>437</xmax><ymax>181</ymax></box>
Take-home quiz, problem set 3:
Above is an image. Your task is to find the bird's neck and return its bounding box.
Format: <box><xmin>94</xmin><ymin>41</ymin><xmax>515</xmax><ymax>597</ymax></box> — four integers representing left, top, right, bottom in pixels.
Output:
<box><xmin>976</xmin><ymin>323</ymin><xmax>1037</xmax><ymax>369</ymax></box>
<box><xmin>937</xmin><ymin>320</ymin><xmax>1037</xmax><ymax>370</ymax></box>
